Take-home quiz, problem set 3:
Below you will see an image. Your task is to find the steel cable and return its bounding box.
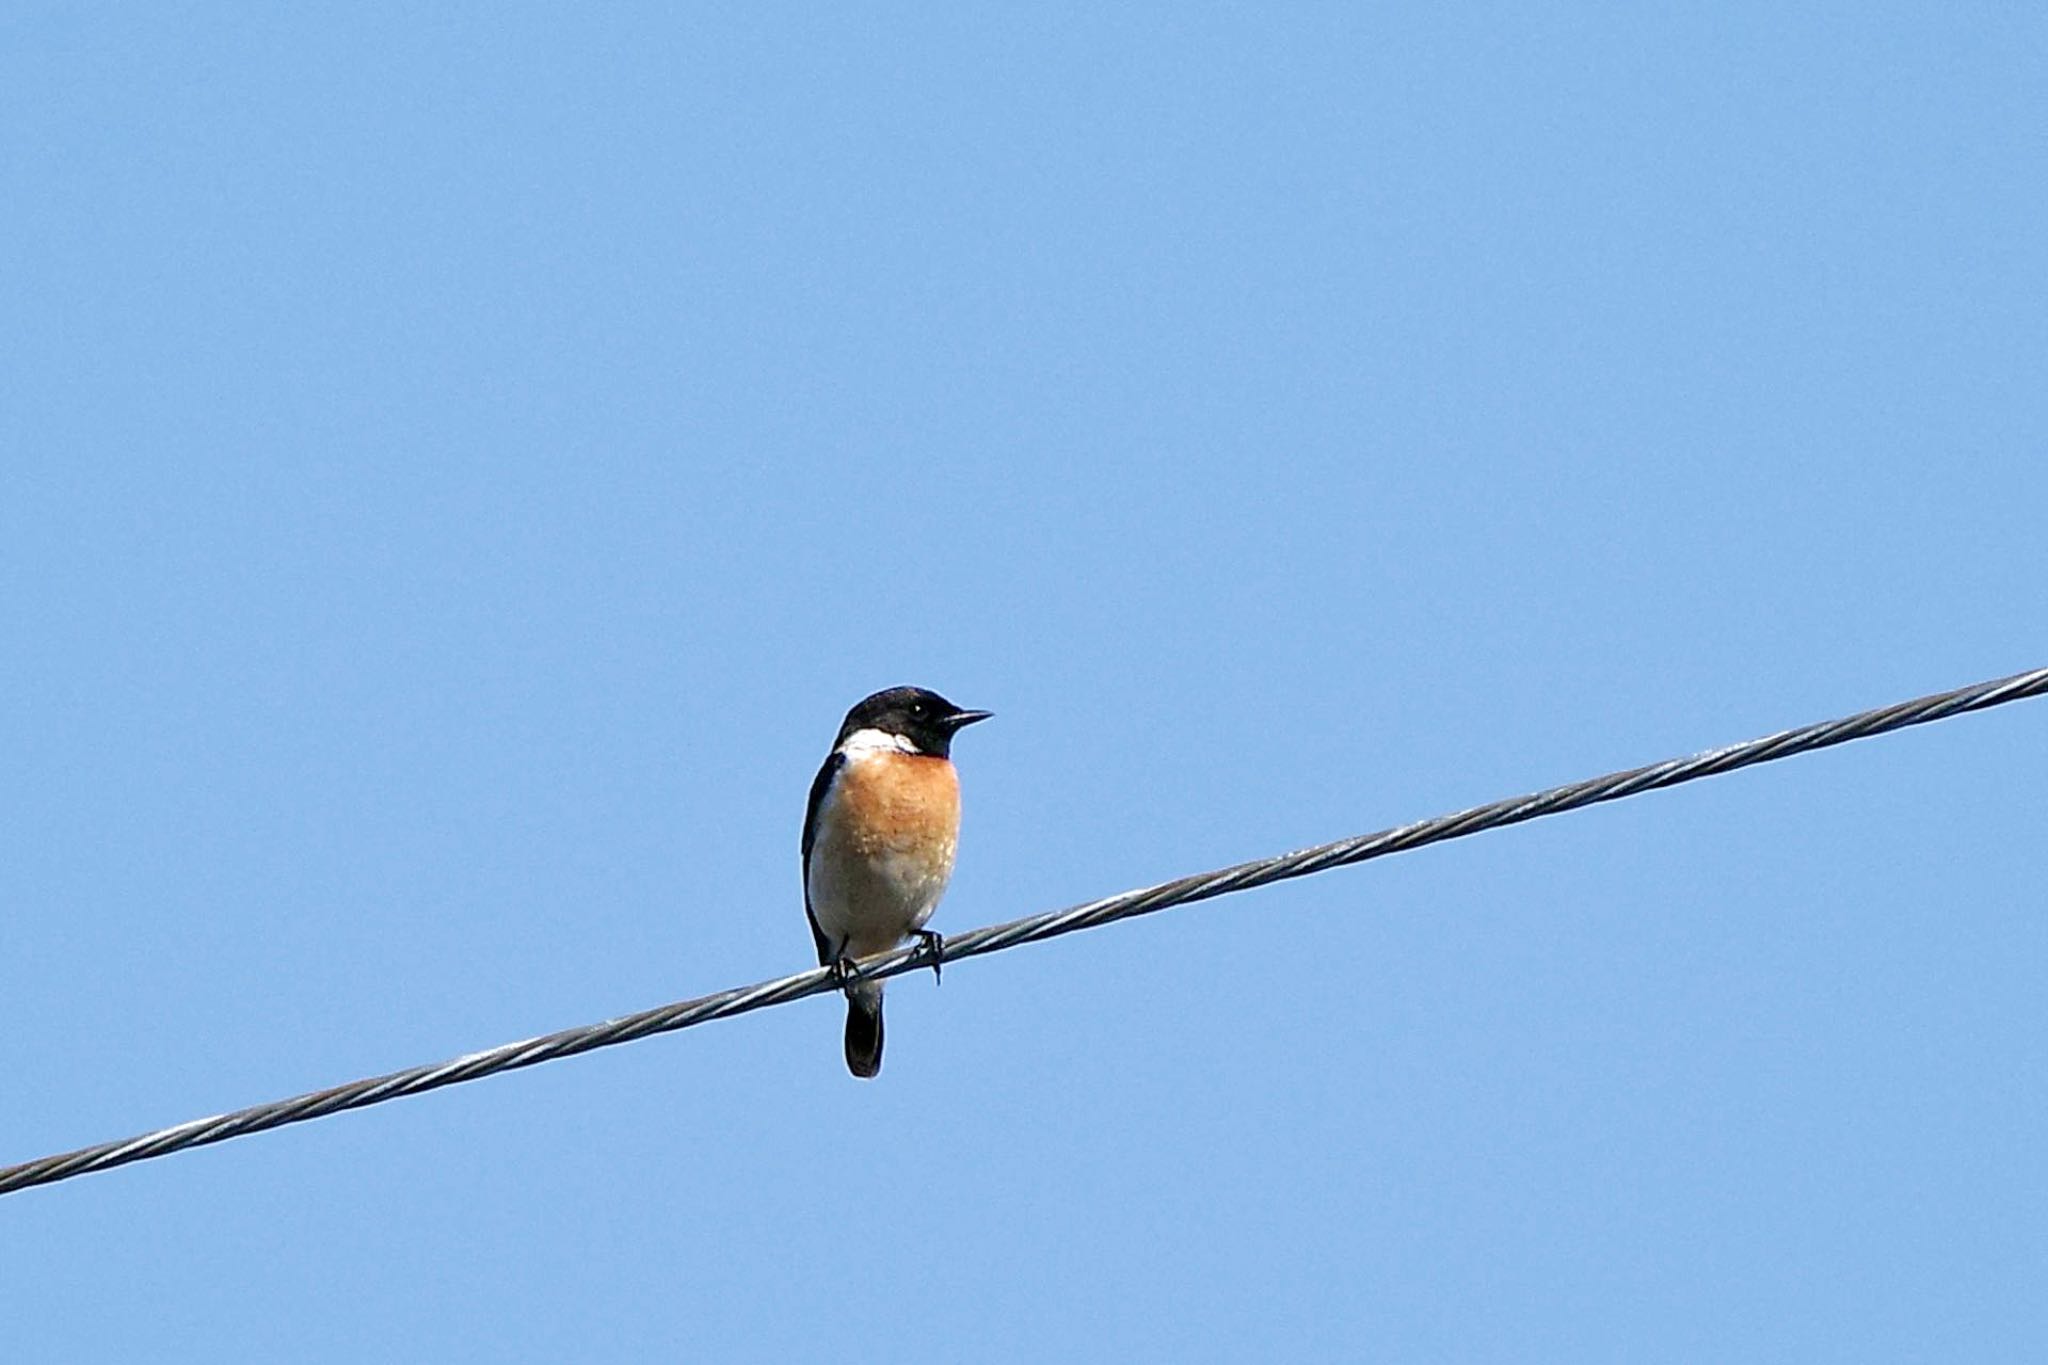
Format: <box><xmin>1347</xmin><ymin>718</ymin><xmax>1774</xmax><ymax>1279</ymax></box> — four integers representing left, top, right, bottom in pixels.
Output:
<box><xmin>4</xmin><ymin>664</ymin><xmax>2043</xmax><ymax>1197</ymax></box>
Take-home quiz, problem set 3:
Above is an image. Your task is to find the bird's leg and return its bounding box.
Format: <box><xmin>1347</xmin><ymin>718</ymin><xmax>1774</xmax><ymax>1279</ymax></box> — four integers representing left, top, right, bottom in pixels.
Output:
<box><xmin>913</xmin><ymin>929</ymin><xmax>945</xmax><ymax>984</ymax></box>
<box><xmin>832</xmin><ymin>955</ymin><xmax>860</xmax><ymax>990</ymax></box>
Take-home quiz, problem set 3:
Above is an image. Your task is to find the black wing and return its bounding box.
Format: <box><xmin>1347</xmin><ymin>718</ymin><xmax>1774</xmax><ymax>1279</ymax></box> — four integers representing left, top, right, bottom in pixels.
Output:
<box><xmin>799</xmin><ymin>751</ymin><xmax>845</xmax><ymax>966</ymax></box>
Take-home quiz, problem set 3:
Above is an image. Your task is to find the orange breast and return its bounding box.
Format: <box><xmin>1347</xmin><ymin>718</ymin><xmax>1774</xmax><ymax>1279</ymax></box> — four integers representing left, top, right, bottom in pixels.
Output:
<box><xmin>835</xmin><ymin>751</ymin><xmax>961</xmax><ymax>861</ymax></box>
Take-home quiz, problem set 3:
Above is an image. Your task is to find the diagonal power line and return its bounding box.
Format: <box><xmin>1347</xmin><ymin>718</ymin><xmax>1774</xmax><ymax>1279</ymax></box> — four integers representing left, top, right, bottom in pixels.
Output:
<box><xmin>4</xmin><ymin>665</ymin><xmax>2044</xmax><ymax>1198</ymax></box>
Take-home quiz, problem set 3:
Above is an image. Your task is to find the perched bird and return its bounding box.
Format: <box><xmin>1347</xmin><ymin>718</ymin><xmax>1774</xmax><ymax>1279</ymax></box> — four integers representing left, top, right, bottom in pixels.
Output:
<box><xmin>802</xmin><ymin>686</ymin><xmax>992</xmax><ymax>1078</ymax></box>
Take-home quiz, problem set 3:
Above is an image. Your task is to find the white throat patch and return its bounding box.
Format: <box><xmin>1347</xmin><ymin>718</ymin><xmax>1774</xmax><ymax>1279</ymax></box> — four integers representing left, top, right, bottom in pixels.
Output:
<box><xmin>838</xmin><ymin>727</ymin><xmax>920</xmax><ymax>757</ymax></box>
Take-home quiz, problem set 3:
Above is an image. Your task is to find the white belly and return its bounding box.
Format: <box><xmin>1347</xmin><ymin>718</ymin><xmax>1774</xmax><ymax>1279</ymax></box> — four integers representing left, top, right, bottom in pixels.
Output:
<box><xmin>807</xmin><ymin>833</ymin><xmax>953</xmax><ymax>959</ymax></box>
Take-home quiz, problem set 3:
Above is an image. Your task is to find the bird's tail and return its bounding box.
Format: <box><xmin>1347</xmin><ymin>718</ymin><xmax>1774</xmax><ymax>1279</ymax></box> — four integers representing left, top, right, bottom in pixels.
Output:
<box><xmin>843</xmin><ymin>982</ymin><xmax>884</xmax><ymax>1079</ymax></box>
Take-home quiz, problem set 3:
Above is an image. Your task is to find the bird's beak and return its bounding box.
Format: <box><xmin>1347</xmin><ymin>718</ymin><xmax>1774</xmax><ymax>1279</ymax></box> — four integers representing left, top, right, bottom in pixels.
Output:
<box><xmin>946</xmin><ymin>709</ymin><xmax>994</xmax><ymax>731</ymax></box>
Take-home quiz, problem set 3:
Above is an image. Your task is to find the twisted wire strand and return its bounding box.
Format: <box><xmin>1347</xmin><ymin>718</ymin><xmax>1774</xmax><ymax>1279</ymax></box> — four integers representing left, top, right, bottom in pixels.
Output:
<box><xmin>5</xmin><ymin>665</ymin><xmax>2044</xmax><ymax>1197</ymax></box>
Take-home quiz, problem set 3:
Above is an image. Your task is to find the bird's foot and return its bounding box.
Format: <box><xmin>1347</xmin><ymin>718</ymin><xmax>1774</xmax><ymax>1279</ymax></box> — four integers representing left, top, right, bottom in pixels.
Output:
<box><xmin>832</xmin><ymin>955</ymin><xmax>860</xmax><ymax>989</ymax></box>
<box><xmin>914</xmin><ymin>929</ymin><xmax>945</xmax><ymax>984</ymax></box>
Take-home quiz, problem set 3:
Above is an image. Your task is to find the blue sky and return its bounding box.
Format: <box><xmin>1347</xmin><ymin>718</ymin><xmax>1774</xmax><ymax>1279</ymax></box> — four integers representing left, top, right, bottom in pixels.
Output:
<box><xmin>4</xmin><ymin>5</ymin><xmax>2044</xmax><ymax>1360</ymax></box>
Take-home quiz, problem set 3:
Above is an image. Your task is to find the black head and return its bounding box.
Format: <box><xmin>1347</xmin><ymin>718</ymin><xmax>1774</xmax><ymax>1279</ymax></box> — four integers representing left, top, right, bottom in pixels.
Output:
<box><xmin>834</xmin><ymin>686</ymin><xmax>992</xmax><ymax>758</ymax></box>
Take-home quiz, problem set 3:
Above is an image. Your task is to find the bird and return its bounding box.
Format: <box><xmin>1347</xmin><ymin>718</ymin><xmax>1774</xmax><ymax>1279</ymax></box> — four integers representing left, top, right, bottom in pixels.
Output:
<box><xmin>802</xmin><ymin>685</ymin><xmax>992</xmax><ymax>1078</ymax></box>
